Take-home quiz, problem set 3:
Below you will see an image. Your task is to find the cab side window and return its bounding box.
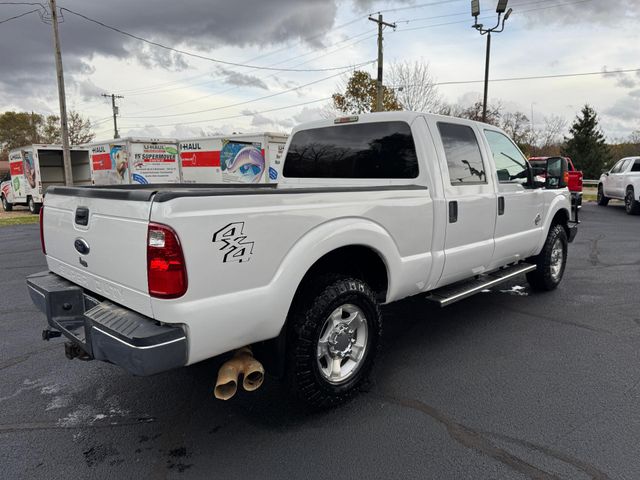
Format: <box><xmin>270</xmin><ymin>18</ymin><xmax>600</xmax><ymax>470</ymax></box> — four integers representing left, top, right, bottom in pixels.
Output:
<box><xmin>484</xmin><ymin>130</ymin><xmax>529</xmax><ymax>184</ymax></box>
<box><xmin>632</xmin><ymin>160</ymin><xmax>640</xmax><ymax>172</ymax></box>
<box><xmin>437</xmin><ymin>123</ymin><xmax>487</xmax><ymax>185</ymax></box>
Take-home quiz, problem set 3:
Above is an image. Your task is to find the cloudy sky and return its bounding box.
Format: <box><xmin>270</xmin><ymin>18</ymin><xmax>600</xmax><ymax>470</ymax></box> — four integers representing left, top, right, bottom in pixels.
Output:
<box><xmin>0</xmin><ymin>0</ymin><xmax>639</xmax><ymax>141</ymax></box>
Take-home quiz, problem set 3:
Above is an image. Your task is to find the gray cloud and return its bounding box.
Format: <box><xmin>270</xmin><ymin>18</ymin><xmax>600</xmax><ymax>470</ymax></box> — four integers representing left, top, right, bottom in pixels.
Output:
<box><xmin>521</xmin><ymin>0</ymin><xmax>640</xmax><ymax>25</ymax></box>
<box><xmin>240</xmin><ymin>109</ymin><xmax>294</xmax><ymax>130</ymax></box>
<box><xmin>0</xmin><ymin>0</ymin><xmax>338</xmax><ymax>107</ymax></box>
<box><xmin>216</xmin><ymin>67</ymin><xmax>269</xmax><ymax>90</ymax></box>
<box><xmin>602</xmin><ymin>67</ymin><xmax>638</xmax><ymax>89</ymax></box>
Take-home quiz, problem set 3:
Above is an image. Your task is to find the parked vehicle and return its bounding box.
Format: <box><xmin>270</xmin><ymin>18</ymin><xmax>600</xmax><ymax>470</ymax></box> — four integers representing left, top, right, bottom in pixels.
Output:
<box><xmin>1</xmin><ymin>145</ymin><xmax>91</xmax><ymax>214</ymax></box>
<box><xmin>179</xmin><ymin>133</ymin><xmax>288</xmax><ymax>184</ymax></box>
<box><xmin>27</xmin><ymin>112</ymin><xmax>577</xmax><ymax>408</ymax></box>
<box><xmin>597</xmin><ymin>156</ymin><xmax>640</xmax><ymax>215</ymax></box>
<box><xmin>85</xmin><ymin>138</ymin><xmax>180</xmax><ymax>185</ymax></box>
<box><xmin>529</xmin><ymin>156</ymin><xmax>583</xmax><ymax>208</ymax></box>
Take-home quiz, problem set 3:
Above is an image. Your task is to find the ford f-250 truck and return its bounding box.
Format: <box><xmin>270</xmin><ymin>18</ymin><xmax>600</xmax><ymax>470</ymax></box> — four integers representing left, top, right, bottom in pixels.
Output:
<box><xmin>27</xmin><ymin>112</ymin><xmax>578</xmax><ymax>408</ymax></box>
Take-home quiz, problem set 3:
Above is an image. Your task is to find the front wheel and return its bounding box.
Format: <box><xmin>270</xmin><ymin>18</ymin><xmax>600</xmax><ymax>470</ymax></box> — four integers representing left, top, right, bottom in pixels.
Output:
<box><xmin>28</xmin><ymin>197</ymin><xmax>41</xmax><ymax>215</ymax></box>
<box><xmin>526</xmin><ymin>224</ymin><xmax>568</xmax><ymax>292</ymax></box>
<box><xmin>286</xmin><ymin>277</ymin><xmax>382</xmax><ymax>409</ymax></box>
<box><xmin>625</xmin><ymin>188</ymin><xmax>640</xmax><ymax>215</ymax></box>
<box><xmin>597</xmin><ymin>184</ymin><xmax>609</xmax><ymax>206</ymax></box>
<box><xmin>1</xmin><ymin>196</ymin><xmax>12</xmax><ymax>212</ymax></box>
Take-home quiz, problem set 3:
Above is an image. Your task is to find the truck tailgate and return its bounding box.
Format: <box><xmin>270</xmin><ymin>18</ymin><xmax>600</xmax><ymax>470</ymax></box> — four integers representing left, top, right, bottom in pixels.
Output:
<box><xmin>42</xmin><ymin>189</ymin><xmax>153</xmax><ymax>317</ymax></box>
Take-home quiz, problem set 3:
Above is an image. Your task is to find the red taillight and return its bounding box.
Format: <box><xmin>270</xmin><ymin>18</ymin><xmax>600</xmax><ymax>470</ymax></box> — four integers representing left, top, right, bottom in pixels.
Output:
<box><xmin>147</xmin><ymin>222</ymin><xmax>188</xmax><ymax>299</ymax></box>
<box><xmin>39</xmin><ymin>206</ymin><xmax>46</xmax><ymax>255</ymax></box>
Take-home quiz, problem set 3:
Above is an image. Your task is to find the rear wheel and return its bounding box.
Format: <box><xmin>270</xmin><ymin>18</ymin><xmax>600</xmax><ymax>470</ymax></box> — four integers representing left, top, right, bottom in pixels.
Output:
<box><xmin>597</xmin><ymin>184</ymin><xmax>609</xmax><ymax>206</ymax></box>
<box><xmin>1</xmin><ymin>195</ymin><xmax>12</xmax><ymax>212</ymax></box>
<box><xmin>286</xmin><ymin>277</ymin><xmax>382</xmax><ymax>409</ymax></box>
<box><xmin>526</xmin><ymin>224</ymin><xmax>568</xmax><ymax>292</ymax></box>
<box><xmin>624</xmin><ymin>187</ymin><xmax>640</xmax><ymax>215</ymax></box>
<box><xmin>28</xmin><ymin>197</ymin><xmax>41</xmax><ymax>215</ymax></box>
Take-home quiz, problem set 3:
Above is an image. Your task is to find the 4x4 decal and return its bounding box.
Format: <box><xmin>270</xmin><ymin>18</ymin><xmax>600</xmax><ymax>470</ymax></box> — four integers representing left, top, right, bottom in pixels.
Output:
<box><xmin>212</xmin><ymin>222</ymin><xmax>254</xmax><ymax>263</ymax></box>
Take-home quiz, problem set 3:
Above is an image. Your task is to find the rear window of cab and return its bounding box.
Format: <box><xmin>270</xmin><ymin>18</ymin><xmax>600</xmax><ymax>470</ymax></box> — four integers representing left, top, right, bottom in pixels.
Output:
<box><xmin>283</xmin><ymin>121</ymin><xmax>419</xmax><ymax>179</ymax></box>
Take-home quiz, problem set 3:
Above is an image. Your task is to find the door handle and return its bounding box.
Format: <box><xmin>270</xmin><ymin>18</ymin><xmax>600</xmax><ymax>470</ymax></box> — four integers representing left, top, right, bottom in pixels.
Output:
<box><xmin>498</xmin><ymin>196</ymin><xmax>505</xmax><ymax>215</ymax></box>
<box><xmin>449</xmin><ymin>201</ymin><xmax>458</xmax><ymax>223</ymax></box>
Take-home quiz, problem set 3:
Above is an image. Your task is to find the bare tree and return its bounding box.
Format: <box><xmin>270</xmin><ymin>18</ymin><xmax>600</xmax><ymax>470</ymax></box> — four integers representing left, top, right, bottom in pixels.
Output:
<box><xmin>387</xmin><ymin>60</ymin><xmax>442</xmax><ymax>112</ymax></box>
<box><xmin>538</xmin><ymin>115</ymin><xmax>567</xmax><ymax>149</ymax></box>
<box><xmin>501</xmin><ymin>112</ymin><xmax>531</xmax><ymax>145</ymax></box>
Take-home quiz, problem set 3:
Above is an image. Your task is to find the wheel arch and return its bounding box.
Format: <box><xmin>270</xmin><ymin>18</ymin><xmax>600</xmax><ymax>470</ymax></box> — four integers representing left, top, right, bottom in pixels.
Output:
<box><xmin>255</xmin><ymin>219</ymin><xmax>397</xmax><ymax>377</ymax></box>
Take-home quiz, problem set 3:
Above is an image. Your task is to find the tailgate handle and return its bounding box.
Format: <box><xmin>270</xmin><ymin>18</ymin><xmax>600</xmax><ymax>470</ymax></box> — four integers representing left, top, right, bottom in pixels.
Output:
<box><xmin>75</xmin><ymin>207</ymin><xmax>89</xmax><ymax>226</ymax></box>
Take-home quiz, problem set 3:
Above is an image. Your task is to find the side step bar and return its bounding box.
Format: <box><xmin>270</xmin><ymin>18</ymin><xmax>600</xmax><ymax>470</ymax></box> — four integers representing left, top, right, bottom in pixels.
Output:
<box><xmin>425</xmin><ymin>263</ymin><xmax>536</xmax><ymax>308</ymax></box>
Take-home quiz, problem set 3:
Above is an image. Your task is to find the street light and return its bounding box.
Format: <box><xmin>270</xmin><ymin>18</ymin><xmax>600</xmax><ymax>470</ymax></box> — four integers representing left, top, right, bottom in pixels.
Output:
<box><xmin>471</xmin><ymin>0</ymin><xmax>513</xmax><ymax>123</ymax></box>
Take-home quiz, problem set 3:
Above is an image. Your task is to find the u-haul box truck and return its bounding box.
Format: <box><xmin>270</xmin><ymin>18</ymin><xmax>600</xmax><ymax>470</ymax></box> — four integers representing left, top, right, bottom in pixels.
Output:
<box><xmin>86</xmin><ymin>138</ymin><xmax>180</xmax><ymax>185</ymax></box>
<box><xmin>0</xmin><ymin>145</ymin><xmax>90</xmax><ymax>214</ymax></box>
<box><xmin>179</xmin><ymin>133</ymin><xmax>288</xmax><ymax>184</ymax></box>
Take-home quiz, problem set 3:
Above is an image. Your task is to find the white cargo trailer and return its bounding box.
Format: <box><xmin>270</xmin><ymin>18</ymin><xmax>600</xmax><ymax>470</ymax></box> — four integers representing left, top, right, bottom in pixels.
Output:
<box><xmin>0</xmin><ymin>145</ymin><xmax>90</xmax><ymax>214</ymax></box>
<box><xmin>85</xmin><ymin>138</ymin><xmax>180</xmax><ymax>185</ymax></box>
<box><xmin>178</xmin><ymin>133</ymin><xmax>288</xmax><ymax>184</ymax></box>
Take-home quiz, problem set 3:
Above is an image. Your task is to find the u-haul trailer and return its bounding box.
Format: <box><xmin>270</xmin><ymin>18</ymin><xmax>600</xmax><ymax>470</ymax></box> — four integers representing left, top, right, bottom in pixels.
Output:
<box><xmin>0</xmin><ymin>145</ymin><xmax>90</xmax><ymax>214</ymax></box>
<box><xmin>179</xmin><ymin>133</ymin><xmax>288</xmax><ymax>184</ymax></box>
<box><xmin>86</xmin><ymin>138</ymin><xmax>181</xmax><ymax>185</ymax></box>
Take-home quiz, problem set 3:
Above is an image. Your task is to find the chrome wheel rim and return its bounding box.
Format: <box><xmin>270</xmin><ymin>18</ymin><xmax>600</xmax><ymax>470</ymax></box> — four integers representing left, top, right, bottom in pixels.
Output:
<box><xmin>550</xmin><ymin>238</ymin><xmax>564</xmax><ymax>281</ymax></box>
<box><xmin>316</xmin><ymin>304</ymin><xmax>368</xmax><ymax>385</ymax></box>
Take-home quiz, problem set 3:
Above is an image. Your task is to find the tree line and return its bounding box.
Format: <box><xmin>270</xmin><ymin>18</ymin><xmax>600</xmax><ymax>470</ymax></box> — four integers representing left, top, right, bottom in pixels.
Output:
<box><xmin>0</xmin><ymin>111</ymin><xmax>95</xmax><ymax>163</ymax></box>
<box><xmin>332</xmin><ymin>64</ymin><xmax>639</xmax><ymax>179</ymax></box>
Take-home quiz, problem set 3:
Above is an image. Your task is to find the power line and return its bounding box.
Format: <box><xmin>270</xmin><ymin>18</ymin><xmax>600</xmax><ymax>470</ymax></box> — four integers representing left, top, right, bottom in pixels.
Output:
<box><xmin>0</xmin><ymin>7</ymin><xmax>37</xmax><ymax>24</ymax></box>
<box><xmin>374</xmin><ymin>0</ymin><xmax>464</xmax><ymax>15</ymax></box>
<box><xmin>119</xmin><ymin>97</ymin><xmax>332</xmax><ymax>130</ymax></box>
<box><xmin>394</xmin><ymin>0</ymin><xmax>594</xmax><ymax>33</ymax></box>
<box><xmin>391</xmin><ymin>67</ymin><xmax>640</xmax><ymax>88</ymax></box>
<box><xmin>118</xmin><ymin>30</ymin><xmax>377</xmax><ymax>118</ymax></box>
<box><xmin>59</xmin><ymin>7</ymin><xmax>371</xmax><ymax>73</ymax></box>
<box><xmin>120</xmin><ymin>63</ymin><xmax>373</xmax><ymax>120</ymax></box>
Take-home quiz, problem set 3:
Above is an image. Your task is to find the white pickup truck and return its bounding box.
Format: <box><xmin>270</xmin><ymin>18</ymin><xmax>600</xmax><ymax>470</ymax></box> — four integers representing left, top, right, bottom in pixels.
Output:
<box><xmin>597</xmin><ymin>156</ymin><xmax>640</xmax><ymax>215</ymax></box>
<box><xmin>27</xmin><ymin>112</ymin><xmax>578</xmax><ymax>408</ymax></box>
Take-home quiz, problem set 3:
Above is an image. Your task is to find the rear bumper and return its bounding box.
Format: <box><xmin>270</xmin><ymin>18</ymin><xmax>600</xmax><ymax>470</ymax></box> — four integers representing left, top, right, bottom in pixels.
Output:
<box><xmin>26</xmin><ymin>271</ymin><xmax>187</xmax><ymax>376</ymax></box>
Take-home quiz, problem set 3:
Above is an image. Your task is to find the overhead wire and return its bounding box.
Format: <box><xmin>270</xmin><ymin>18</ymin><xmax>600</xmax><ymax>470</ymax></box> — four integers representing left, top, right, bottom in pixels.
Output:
<box><xmin>59</xmin><ymin>7</ymin><xmax>371</xmax><ymax>73</ymax></box>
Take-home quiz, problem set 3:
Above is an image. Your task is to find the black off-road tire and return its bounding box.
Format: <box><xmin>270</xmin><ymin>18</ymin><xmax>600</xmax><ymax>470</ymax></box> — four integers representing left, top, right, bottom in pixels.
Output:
<box><xmin>286</xmin><ymin>277</ymin><xmax>382</xmax><ymax>409</ymax></box>
<box><xmin>526</xmin><ymin>224</ymin><xmax>568</xmax><ymax>292</ymax></box>
<box><xmin>28</xmin><ymin>197</ymin><xmax>41</xmax><ymax>215</ymax></box>
<box><xmin>597</xmin><ymin>184</ymin><xmax>609</xmax><ymax>206</ymax></box>
<box><xmin>624</xmin><ymin>187</ymin><xmax>640</xmax><ymax>215</ymax></box>
<box><xmin>1</xmin><ymin>195</ymin><xmax>12</xmax><ymax>212</ymax></box>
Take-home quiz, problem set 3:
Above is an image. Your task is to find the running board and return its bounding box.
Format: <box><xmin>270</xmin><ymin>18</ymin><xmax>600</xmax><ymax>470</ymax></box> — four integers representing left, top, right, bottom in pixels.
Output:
<box><xmin>425</xmin><ymin>263</ymin><xmax>536</xmax><ymax>308</ymax></box>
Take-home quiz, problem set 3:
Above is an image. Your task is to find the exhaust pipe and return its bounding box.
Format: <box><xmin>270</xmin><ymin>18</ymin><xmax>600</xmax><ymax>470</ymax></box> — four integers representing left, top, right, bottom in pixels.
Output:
<box><xmin>214</xmin><ymin>347</ymin><xmax>265</xmax><ymax>400</ymax></box>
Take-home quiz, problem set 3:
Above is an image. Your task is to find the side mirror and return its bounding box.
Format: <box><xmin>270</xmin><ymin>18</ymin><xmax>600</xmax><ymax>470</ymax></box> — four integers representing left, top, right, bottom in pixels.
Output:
<box><xmin>545</xmin><ymin>156</ymin><xmax>567</xmax><ymax>189</ymax></box>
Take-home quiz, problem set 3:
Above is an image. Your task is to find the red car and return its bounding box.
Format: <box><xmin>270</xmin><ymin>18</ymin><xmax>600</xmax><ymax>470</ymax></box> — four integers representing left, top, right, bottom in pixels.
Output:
<box><xmin>529</xmin><ymin>156</ymin><xmax>583</xmax><ymax>207</ymax></box>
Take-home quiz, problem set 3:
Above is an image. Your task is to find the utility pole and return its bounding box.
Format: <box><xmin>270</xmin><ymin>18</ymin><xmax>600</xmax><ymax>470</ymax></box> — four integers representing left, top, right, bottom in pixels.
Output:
<box><xmin>472</xmin><ymin>0</ymin><xmax>513</xmax><ymax>123</ymax></box>
<box><xmin>48</xmin><ymin>0</ymin><xmax>72</xmax><ymax>185</ymax></box>
<box><xmin>368</xmin><ymin>14</ymin><xmax>395</xmax><ymax>112</ymax></box>
<box><xmin>102</xmin><ymin>93</ymin><xmax>124</xmax><ymax>139</ymax></box>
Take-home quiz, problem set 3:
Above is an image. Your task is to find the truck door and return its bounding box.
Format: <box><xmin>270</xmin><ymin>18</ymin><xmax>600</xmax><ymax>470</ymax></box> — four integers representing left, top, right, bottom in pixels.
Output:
<box><xmin>430</xmin><ymin>120</ymin><xmax>497</xmax><ymax>287</ymax></box>
<box><xmin>482</xmin><ymin>129</ymin><xmax>544</xmax><ymax>267</ymax></box>
<box><xmin>604</xmin><ymin>159</ymin><xmax>626</xmax><ymax>198</ymax></box>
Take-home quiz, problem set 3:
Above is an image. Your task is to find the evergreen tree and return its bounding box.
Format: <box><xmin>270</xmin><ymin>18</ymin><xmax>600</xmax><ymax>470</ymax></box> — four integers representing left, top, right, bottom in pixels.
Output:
<box><xmin>562</xmin><ymin>105</ymin><xmax>611</xmax><ymax>179</ymax></box>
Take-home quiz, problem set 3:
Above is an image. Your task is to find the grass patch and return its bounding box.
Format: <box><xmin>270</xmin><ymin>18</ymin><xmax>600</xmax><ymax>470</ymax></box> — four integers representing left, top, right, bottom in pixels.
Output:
<box><xmin>0</xmin><ymin>215</ymin><xmax>39</xmax><ymax>227</ymax></box>
<box><xmin>583</xmin><ymin>193</ymin><xmax>597</xmax><ymax>202</ymax></box>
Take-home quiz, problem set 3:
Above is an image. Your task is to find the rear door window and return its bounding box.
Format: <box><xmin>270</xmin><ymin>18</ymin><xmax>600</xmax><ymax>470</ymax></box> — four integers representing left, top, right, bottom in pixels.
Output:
<box><xmin>437</xmin><ymin>123</ymin><xmax>487</xmax><ymax>185</ymax></box>
<box><xmin>283</xmin><ymin>121</ymin><xmax>418</xmax><ymax>178</ymax></box>
<box><xmin>632</xmin><ymin>160</ymin><xmax>640</xmax><ymax>172</ymax></box>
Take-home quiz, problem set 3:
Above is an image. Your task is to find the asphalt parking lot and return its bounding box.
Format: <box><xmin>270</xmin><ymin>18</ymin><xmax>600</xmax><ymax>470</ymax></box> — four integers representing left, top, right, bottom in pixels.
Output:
<box><xmin>1</xmin><ymin>202</ymin><xmax>639</xmax><ymax>480</ymax></box>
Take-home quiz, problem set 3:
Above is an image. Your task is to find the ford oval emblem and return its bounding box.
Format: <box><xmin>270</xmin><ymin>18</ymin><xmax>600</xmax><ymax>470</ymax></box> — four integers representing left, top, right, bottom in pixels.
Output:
<box><xmin>74</xmin><ymin>238</ymin><xmax>90</xmax><ymax>255</ymax></box>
